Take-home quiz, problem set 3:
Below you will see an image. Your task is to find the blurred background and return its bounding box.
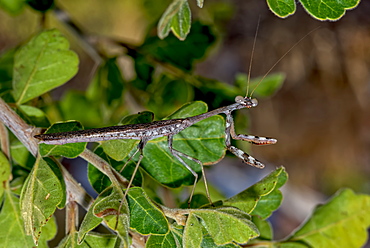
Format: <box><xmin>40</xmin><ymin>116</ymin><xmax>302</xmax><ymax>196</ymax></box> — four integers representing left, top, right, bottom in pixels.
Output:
<box><xmin>1</xmin><ymin>0</ymin><xmax>369</xmax><ymax>244</ymax></box>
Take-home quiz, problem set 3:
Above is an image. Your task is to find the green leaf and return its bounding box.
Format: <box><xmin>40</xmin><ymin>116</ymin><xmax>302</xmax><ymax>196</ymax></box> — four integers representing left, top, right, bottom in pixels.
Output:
<box><xmin>17</xmin><ymin>105</ymin><xmax>50</xmax><ymax>127</ymax></box>
<box><xmin>59</xmin><ymin>232</ymin><xmax>117</xmax><ymax>248</ymax></box>
<box><xmin>184</xmin><ymin>207</ymin><xmax>259</xmax><ymax>246</ymax></box>
<box><xmin>0</xmin><ymin>0</ymin><xmax>25</xmax><ymax>14</ymax></box>
<box><xmin>139</xmin><ymin>101</ymin><xmax>225</xmax><ymax>188</ymax></box>
<box><xmin>0</xmin><ymin>187</ymin><xmax>57</xmax><ymax>248</ymax></box>
<box><xmin>285</xmin><ymin>188</ymin><xmax>370</xmax><ymax>248</ymax></box>
<box><xmin>170</xmin><ymin>0</ymin><xmax>191</xmax><ymax>40</ymax></box>
<box><xmin>12</xmin><ymin>29</ymin><xmax>78</xmax><ymax>104</ymax></box>
<box><xmin>127</xmin><ymin>187</ymin><xmax>169</xmax><ymax>235</ymax></box>
<box><xmin>158</xmin><ymin>0</ymin><xmax>191</xmax><ymax>40</ymax></box>
<box><xmin>266</xmin><ymin>0</ymin><xmax>296</xmax><ymax>18</ymax></box>
<box><xmin>0</xmin><ymin>151</ymin><xmax>11</xmax><ymax>198</ymax></box>
<box><xmin>223</xmin><ymin>167</ymin><xmax>287</xmax><ymax>218</ymax></box>
<box><xmin>299</xmin><ymin>0</ymin><xmax>360</xmax><ymax>21</ymax></box>
<box><xmin>250</xmin><ymin>190</ymin><xmax>283</xmax><ymax>219</ymax></box>
<box><xmin>20</xmin><ymin>156</ymin><xmax>65</xmax><ymax>245</ymax></box>
<box><xmin>39</xmin><ymin>121</ymin><xmax>87</xmax><ymax>158</ymax></box>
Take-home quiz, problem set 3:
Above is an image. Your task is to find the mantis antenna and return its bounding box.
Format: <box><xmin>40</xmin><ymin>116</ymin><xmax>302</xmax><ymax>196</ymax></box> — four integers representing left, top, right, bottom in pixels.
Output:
<box><xmin>249</xmin><ymin>26</ymin><xmax>321</xmax><ymax>98</ymax></box>
<box><xmin>245</xmin><ymin>17</ymin><xmax>261</xmax><ymax>97</ymax></box>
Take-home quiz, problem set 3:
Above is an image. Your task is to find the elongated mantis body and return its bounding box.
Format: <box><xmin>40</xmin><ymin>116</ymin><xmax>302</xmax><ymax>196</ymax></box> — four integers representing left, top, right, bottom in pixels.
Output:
<box><xmin>34</xmin><ymin>22</ymin><xmax>316</xmax><ymax>205</ymax></box>
<box><xmin>33</xmin><ymin>20</ymin><xmax>314</xmax><ymax>205</ymax></box>
<box><xmin>34</xmin><ymin>96</ymin><xmax>277</xmax><ymax>203</ymax></box>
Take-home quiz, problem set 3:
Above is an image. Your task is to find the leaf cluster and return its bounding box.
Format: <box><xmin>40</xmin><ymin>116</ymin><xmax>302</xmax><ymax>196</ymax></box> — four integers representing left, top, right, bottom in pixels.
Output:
<box><xmin>0</xmin><ymin>1</ymin><xmax>368</xmax><ymax>248</ymax></box>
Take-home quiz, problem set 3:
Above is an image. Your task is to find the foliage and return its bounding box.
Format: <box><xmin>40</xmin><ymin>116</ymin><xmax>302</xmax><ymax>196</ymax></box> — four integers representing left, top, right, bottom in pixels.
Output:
<box><xmin>158</xmin><ymin>0</ymin><xmax>361</xmax><ymax>39</ymax></box>
<box><xmin>0</xmin><ymin>1</ymin><xmax>368</xmax><ymax>248</ymax></box>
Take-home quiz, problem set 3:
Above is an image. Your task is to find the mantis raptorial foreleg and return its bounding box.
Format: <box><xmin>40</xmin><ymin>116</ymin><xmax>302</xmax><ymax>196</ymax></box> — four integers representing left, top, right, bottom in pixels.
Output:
<box><xmin>224</xmin><ymin>112</ymin><xmax>276</xmax><ymax>169</ymax></box>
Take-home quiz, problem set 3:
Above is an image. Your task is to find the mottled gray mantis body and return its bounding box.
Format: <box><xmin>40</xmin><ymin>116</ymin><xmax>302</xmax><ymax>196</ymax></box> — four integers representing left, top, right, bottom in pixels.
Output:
<box><xmin>35</xmin><ymin>22</ymin><xmax>312</xmax><ymax>205</ymax></box>
<box><xmin>34</xmin><ymin>96</ymin><xmax>277</xmax><ymax>203</ymax></box>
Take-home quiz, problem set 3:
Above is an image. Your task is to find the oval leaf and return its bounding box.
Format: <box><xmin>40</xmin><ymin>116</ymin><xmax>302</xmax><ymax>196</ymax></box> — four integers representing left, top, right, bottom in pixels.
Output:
<box><xmin>12</xmin><ymin>29</ymin><xmax>78</xmax><ymax>104</ymax></box>
<box><xmin>127</xmin><ymin>187</ymin><xmax>169</xmax><ymax>235</ymax></box>
<box><xmin>299</xmin><ymin>0</ymin><xmax>360</xmax><ymax>20</ymax></box>
<box><xmin>20</xmin><ymin>156</ymin><xmax>65</xmax><ymax>245</ymax></box>
<box><xmin>158</xmin><ymin>0</ymin><xmax>191</xmax><ymax>40</ymax></box>
<box><xmin>184</xmin><ymin>207</ymin><xmax>259</xmax><ymax>246</ymax></box>
<box><xmin>0</xmin><ymin>188</ymin><xmax>56</xmax><ymax>248</ymax></box>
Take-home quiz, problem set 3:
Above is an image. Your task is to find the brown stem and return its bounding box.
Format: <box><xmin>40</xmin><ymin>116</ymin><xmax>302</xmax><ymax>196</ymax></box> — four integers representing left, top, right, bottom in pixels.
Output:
<box><xmin>65</xmin><ymin>199</ymin><xmax>78</xmax><ymax>235</ymax></box>
<box><xmin>0</xmin><ymin>97</ymin><xmax>39</xmax><ymax>156</ymax></box>
<box><xmin>79</xmin><ymin>149</ymin><xmax>128</xmax><ymax>189</ymax></box>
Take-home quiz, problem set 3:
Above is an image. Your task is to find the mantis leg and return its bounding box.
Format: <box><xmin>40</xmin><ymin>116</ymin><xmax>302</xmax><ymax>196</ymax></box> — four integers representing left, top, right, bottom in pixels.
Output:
<box><xmin>167</xmin><ymin>134</ymin><xmax>212</xmax><ymax>205</ymax></box>
<box><xmin>224</xmin><ymin>112</ymin><xmax>266</xmax><ymax>169</ymax></box>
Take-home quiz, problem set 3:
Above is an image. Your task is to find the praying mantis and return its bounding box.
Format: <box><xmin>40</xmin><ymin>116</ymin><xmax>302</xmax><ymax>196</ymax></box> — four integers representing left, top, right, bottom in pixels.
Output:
<box><xmin>34</xmin><ymin>24</ymin><xmax>315</xmax><ymax>204</ymax></box>
<box><xmin>34</xmin><ymin>94</ymin><xmax>277</xmax><ymax>203</ymax></box>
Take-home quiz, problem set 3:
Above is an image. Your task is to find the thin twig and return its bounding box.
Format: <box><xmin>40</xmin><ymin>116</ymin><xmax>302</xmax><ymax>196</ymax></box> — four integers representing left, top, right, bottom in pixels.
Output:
<box><xmin>65</xmin><ymin>198</ymin><xmax>78</xmax><ymax>235</ymax></box>
<box><xmin>0</xmin><ymin>98</ymin><xmax>94</xmax><ymax>208</ymax></box>
<box><xmin>0</xmin><ymin>97</ymin><xmax>39</xmax><ymax>156</ymax></box>
<box><xmin>79</xmin><ymin>149</ymin><xmax>128</xmax><ymax>189</ymax></box>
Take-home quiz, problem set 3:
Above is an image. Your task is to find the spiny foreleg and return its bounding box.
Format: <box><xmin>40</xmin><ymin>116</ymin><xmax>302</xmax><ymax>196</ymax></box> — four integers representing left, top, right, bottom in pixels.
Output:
<box><xmin>224</xmin><ymin>112</ymin><xmax>275</xmax><ymax>169</ymax></box>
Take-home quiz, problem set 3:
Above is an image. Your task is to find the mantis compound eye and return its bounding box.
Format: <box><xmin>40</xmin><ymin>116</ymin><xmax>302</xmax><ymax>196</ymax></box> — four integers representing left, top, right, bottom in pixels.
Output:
<box><xmin>251</xmin><ymin>98</ymin><xmax>258</xmax><ymax>107</ymax></box>
<box><xmin>235</xmin><ymin>95</ymin><xmax>244</xmax><ymax>103</ymax></box>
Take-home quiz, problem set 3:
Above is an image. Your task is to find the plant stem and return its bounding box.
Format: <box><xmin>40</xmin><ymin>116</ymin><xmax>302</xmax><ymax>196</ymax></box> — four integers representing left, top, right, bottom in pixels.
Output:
<box><xmin>79</xmin><ymin>149</ymin><xmax>128</xmax><ymax>189</ymax></box>
<box><xmin>0</xmin><ymin>97</ymin><xmax>95</xmax><ymax>207</ymax></box>
<box><xmin>0</xmin><ymin>97</ymin><xmax>39</xmax><ymax>156</ymax></box>
<box><xmin>65</xmin><ymin>199</ymin><xmax>78</xmax><ymax>235</ymax></box>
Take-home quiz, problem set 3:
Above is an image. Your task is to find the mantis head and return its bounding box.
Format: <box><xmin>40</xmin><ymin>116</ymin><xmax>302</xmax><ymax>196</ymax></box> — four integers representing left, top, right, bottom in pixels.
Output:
<box><xmin>235</xmin><ymin>95</ymin><xmax>258</xmax><ymax>108</ymax></box>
